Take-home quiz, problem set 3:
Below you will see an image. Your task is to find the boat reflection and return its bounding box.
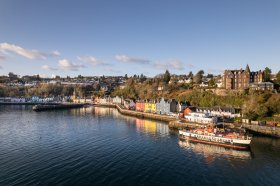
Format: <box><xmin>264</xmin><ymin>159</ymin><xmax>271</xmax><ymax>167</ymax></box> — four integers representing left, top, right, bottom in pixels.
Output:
<box><xmin>179</xmin><ymin>139</ymin><xmax>252</xmax><ymax>160</ymax></box>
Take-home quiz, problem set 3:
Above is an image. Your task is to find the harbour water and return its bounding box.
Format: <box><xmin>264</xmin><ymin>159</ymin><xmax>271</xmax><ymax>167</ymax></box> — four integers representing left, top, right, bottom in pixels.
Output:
<box><xmin>0</xmin><ymin>105</ymin><xmax>280</xmax><ymax>186</ymax></box>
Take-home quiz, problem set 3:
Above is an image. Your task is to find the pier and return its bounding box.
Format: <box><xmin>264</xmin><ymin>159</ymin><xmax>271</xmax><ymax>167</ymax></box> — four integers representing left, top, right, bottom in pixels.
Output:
<box><xmin>32</xmin><ymin>103</ymin><xmax>85</xmax><ymax>111</ymax></box>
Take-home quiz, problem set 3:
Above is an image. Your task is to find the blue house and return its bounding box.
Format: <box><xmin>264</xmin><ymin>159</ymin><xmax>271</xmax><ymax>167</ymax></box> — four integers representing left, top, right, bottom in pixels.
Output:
<box><xmin>156</xmin><ymin>98</ymin><xmax>169</xmax><ymax>115</ymax></box>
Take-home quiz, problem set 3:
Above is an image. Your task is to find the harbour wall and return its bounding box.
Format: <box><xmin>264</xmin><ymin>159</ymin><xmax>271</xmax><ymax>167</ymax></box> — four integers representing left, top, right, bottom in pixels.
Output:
<box><xmin>168</xmin><ymin>120</ymin><xmax>205</xmax><ymax>129</ymax></box>
<box><xmin>32</xmin><ymin>103</ymin><xmax>85</xmax><ymax>111</ymax></box>
<box><xmin>0</xmin><ymin>102</ymin><xmax>61</xmax><ymax>105</ymax></box>
<box><xmin>93</xmin><ymin>103</ymin><xmax>177</xmax><ymax>122</ymax></box>
<box><xmin>115</xmin><ymin>104</ymin><xmax>177</xmax><ymax>122</ymax></box>
<box><xmin>243</xmin><ymin>124</ymin><xmax>280</xmax><ymax>138</ymax></box>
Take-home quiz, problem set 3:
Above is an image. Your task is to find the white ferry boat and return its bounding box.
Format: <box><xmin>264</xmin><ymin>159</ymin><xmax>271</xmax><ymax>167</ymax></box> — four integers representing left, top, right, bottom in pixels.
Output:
<box><xmin>179</xmin><ymin>127</ymin><xmax>252</xmax><ymax>150</ymax></box>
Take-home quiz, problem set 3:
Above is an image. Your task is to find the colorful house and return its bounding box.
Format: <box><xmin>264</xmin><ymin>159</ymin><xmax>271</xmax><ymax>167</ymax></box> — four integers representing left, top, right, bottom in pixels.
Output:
<box><xmin>124</xmin><ymin>99</ymin><xmax>136</xmax><ymax>110</ymax></box>
<box><xmin>168</xmin><ymin>99</ymin><xmax>177</xmax><ymax>113</ymax></box>
<box><xmin>156</xmin><ymin>98</ymin><xmax>169</xmax><ymax>115</ymax></box>
<box><xmin>183</xmin><ymin>107</ymin><xmax>196</xmax><ymax>116</ymax></box>
<box><xmin>156</xmin><ymin>98</ymin><xmax>177</xmax><ymax>115</ymax></box>
<box><xmin>144</xmin><ymin>102</ymin><xmax>157</xmax><ymax>113</ymax></box>
<box><xmin>177</xmin><ymin>101</ymin><xmax>189</xmax><ymax>112</ymax></box>
<box><xmin>136</xmin><ymin>101</ymin><xmax>145</xmax><ymax>112</ymax></box>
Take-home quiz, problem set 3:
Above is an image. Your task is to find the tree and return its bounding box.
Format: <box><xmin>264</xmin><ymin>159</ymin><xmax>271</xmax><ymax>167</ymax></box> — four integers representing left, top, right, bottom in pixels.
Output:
<box><xmin>206</xmin><ymin>74</ymin><xmax>214</xmax><ymax>78</ymax></box>
<box><xmin>187</xmin><ymin>71</ymin><xmax>193</xmax><ymax>79</ymax></box>
<box><xmin>276</xmin><ymin>70</ymin><xmax>280</xmax><ymax>83</ymax></box>
<box><xmin>163</xmin><ymin>70</ymin><xmax>171</xmax><ymax>84</ymax></box>
<box><xmin>140</xmin><ymin>73</ymin><xmax>146</xmax><ymax>82</ymax></box>
<box><xmin>208</xmin><ymin>78</ymin><xmax>216</xmax><ymax>87</ymax></box>
<box><xmin>264</xmin><ymin>67</ymin><xmax>271</xmax><ymax>82</ymax></box>
<box><xmin>193</xmin><ymin>70</ymin><xmax>204</xmax><ymax>84</ymax></box>
<box><xmin>124</xmin><ymin>74</ymin><xmax>128</xmax><ymax>79</ymax></box>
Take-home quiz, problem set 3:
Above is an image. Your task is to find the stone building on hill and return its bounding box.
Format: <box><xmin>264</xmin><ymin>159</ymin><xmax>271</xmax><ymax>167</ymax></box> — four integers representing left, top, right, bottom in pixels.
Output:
<box><xmin>223</xmin><ymin>65</ymin><xmax>264</xmax><ymax>89</ymax></box>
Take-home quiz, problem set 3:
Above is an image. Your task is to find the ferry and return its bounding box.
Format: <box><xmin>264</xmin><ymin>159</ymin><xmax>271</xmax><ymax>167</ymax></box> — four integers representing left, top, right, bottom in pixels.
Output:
<box><xmin>179</xmin><ymin>126</ymin><xmax>252</xmax><ymax>150</ymax></box>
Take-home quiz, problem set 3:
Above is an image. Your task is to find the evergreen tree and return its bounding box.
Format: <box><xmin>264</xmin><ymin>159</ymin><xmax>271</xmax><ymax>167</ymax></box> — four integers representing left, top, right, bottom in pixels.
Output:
<box><xmin>163</xmin><ymin>70</ymin><xmax>171</xmax><ymax>84</ymax></box>
<box><xmin>264</xmin><ymin>67</ymin><xmax>271</xmax><ymax>82</ymax></box>
<box><xmin>188</xmin><ymin>71</ymin><xmax>193</xmax><ymax>79</ymax></box>
<box><xmin>208</xmin><ymin>78</ymin><xmax>216</xmax><ymax>87</ymax></box>
<box><xmin>276</xmin><ymin>70</ymin><xmax>280</xmax><ymax>83</ymax></box>
<box><xmin>194</xmin><ymin>70</ymin><xmax>204</xmax><ymax>84</ymax></box>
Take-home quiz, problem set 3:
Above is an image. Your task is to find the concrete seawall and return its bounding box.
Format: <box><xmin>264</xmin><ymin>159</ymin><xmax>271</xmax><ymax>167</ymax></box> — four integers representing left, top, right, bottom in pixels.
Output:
<box><xmin>92</xmin><ymin>104</ymin><xmax>177</xmax><ymax>122</ymax></box>
<box><xmin>168</xmin><ymin>120</ymin><xmax>205</xmax><ymax>129</ymax></box>
<box><xmin>115</xmin><ymin>104</ymin><xmax>177</xmax><ymax>122</ymax></box>
<box><xmin>243</xmin><ymin>124</ymin><xmax>280</xmax><ymax>138</ymax></box>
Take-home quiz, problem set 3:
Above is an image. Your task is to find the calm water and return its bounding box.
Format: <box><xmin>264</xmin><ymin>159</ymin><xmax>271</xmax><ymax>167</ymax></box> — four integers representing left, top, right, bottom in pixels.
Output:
<box><xmin>0</xmin><ymin>106</ymin><xmax>280</xmax><ymax>186</ymax></box>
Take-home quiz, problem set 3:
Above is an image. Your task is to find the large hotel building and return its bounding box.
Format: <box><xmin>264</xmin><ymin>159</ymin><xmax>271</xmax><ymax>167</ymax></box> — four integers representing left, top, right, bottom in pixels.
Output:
<box><xmin>223</xmin><ymin>65</ymin><xmax>264</xmax><ymax>90</ymax></box>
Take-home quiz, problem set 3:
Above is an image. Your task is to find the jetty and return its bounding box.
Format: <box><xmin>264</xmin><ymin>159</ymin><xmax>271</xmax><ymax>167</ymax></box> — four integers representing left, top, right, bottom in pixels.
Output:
<box><xmin>32</xmin><ymin>103</ymin><xmax>85</xmax><ymax>111</ymax></box>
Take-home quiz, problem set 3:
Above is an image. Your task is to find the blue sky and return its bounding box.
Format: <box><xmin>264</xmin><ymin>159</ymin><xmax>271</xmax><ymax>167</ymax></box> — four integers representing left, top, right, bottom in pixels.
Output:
<box><xmin>0</xmin><ymin>0</ymin><xmax>279</xmax><ymax>77</ymax></box>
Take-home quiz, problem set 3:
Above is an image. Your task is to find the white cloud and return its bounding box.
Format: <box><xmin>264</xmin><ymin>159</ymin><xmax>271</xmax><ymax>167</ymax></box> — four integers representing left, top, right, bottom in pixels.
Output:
<box><xmin>0</xmin><ymin>43</ymin><xmax>60</xmax><ymax>60</ymax></box>
<box><xmin>58</xmin><ymin>59</ymin><xmax>85</xmax><ymax>71</ymax></box>
<box><xmin>52</xmin><ymin>50</ymin><xmax>60</xmax><ymax>56</ymax></box>
<box><xmin>154</xmin><ymin>60</ymin><xmax>185</xmax><ymax>70</ymax></box>
<box><xmin>77</xmin><ymin>56</ymin><xmax>109</xmax><ymax>66</ymax></box>
<box><xmin>42</xmin><ymin>65</ymin><xmax>58</xmax><ymax>71</ymax></box>
<box><xmin>115</xmin><ymin>55</ymin><xmax>150</xmax><ymax>64</ymax></box>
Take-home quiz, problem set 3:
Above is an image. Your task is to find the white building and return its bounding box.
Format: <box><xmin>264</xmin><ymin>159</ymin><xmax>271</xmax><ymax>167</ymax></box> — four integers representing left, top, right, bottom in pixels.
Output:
<box><xmin>185</xmin><ymin>112</ymin><xmax>216</xmax><ymax>124</ymax></box>
<box><xmin>112</xmin><ymin>96</ymin><xmax>122</xmax><ymax>104</ymax></box>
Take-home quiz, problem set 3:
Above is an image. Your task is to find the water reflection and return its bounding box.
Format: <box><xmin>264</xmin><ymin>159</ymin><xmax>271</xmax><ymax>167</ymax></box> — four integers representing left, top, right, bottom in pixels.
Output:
<box><xmin>178</xmin><ymin>139</ymin><xmax>252</xmax><ymax>160</ymax></box>
<box><xmin>88</xmin><ymin>106</ymin><xmax>170</xmax><ymax>136</ymax></box>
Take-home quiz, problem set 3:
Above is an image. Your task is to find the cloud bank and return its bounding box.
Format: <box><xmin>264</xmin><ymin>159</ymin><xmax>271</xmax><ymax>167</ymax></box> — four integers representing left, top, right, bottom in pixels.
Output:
<box><xmin>58</xmin><ymin>59</ymin><xmax>85</xmax><ymax>71</ymax></box>
<box><xmin>154</xmin><ymin>60</ymin><xmax>185</xmax><ymax>70</ymax></box>
<box><xmin>77</xmin><ymin>56</ymin><xmax>109</xmax><ymax>66</ymax></box>
<box><xmin>0</xmin><ymin>43</ymin><xmax>60</xmax><ymax>60</ymax></box>
<box><xmin>42</xmin><ymin>65</ymin><xmax>58</xmax><ymax>71</ymax></box>
<box><xmin>115</xmin><ymin>55</ymin><xmax>150</xmax><ymax>64</ymax></box>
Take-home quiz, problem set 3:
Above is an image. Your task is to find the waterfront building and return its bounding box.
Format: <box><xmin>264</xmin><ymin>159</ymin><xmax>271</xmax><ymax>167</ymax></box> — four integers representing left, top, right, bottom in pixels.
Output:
<box><xmin>169</xmin><ymin>99</ymin><xmax>178</xmax><ymax>113</ymax></box>
<box><xmin>223</xmin><ymin>65</ymin><xmax>264</xmax><ymax>90</ymax></box>
<box><xmin>156</xmin><ymin>98</ymin><xmax>169</xmax><ymax>115</ymax></box>
<box><xmin>112</xmin><ymin>96</ymin><xmax>122</xmax><ymax>105</ymax></box>
<box><xmin>136</xmin><ymin>101</ymin><xmax>145</xmax><ymax>112</ymax></box>
<box><xmin>124</xmin><ymin>99</ymin><xmax>136</xmax><ymax>110</ymax></box>
<box><xmin>184</xmin><ymin>112</ymin><xmax>216</xmax><ymax>124</ymax></box>
<box><xmin>156</xmin><ymin>98</ymin><xmax>177</xmax><ymax>115</ymax></box>
<box><xmin>144</xmin><ymin>101</ymin><xmax>157</xmax><ymax>113</ymax></box>
<box><xmin>196</xmin><ymin>107</ymin><xmax>241</xmax><ymax>118</ymax></box>
<box><xmin>183</xmin><ymin>107</ymin><xmax>196</xmax><ymax>116</ymax></box>
<box><xmin>177</xmin><ymin>102</ymin><xmax>188</xmax><ymax>113</ymax></box>
<box><xmin>98</xmin><ymin>96</ymin><xmax>112</xmax><ymax>104</ymax></box>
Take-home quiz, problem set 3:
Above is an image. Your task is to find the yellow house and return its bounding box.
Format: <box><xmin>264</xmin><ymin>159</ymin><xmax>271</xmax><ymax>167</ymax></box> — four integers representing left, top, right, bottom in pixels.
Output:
<box><xmin>144</xmin><ymin>102</ymin><xmax>157</xmax><ymax>113</ymax></box>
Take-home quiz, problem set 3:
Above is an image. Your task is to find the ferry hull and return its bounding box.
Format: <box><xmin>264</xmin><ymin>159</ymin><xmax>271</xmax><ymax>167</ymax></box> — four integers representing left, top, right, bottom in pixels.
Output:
<box><xmin>187</xmin><ymin>137</ymin><xmax>250</xmax><ymax>150</ymax></box>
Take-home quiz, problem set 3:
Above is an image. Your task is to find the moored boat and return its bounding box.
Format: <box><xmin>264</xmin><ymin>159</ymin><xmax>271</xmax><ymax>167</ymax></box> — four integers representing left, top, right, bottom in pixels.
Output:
<box><xmin>179</xmin><ymin>126</ymin><xmax>252</xmax><ymax>150</ymax></box>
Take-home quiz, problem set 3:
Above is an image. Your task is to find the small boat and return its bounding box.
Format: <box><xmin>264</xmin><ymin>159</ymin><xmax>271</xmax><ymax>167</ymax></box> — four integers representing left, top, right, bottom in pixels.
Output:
<box><xmin>179</xmin><ymin>126</ymin><xmax>252</xmax><ymax>150</ymax></box>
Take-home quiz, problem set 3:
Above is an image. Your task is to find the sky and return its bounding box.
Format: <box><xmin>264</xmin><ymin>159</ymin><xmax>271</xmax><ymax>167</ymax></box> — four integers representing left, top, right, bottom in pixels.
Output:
<box><xmin>0</xmin><ymin>0</ymin><xmax>280</xmax><ymax>77</ymax></box>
